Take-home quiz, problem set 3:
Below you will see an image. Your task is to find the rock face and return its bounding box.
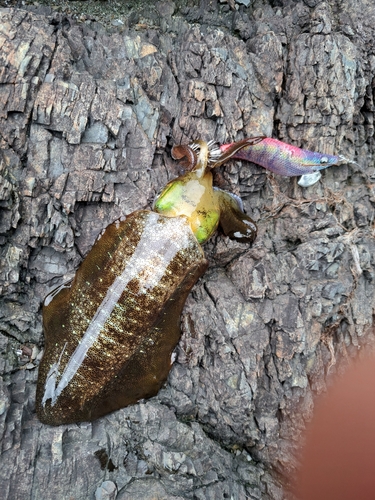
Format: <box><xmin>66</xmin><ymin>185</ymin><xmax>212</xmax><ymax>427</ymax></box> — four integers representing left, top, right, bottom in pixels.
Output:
<box><xmin>1</xmin><ymin>1</ymin><xmax>375</xmax><ymax>498</ymax></box>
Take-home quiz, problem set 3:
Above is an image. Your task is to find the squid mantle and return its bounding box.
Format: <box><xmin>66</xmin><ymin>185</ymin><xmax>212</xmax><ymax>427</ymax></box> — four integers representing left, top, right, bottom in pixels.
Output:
<box><xmin>36</xmin><ymin>137</ymin><xmax>262</xmax><ymax>425</ymax></box>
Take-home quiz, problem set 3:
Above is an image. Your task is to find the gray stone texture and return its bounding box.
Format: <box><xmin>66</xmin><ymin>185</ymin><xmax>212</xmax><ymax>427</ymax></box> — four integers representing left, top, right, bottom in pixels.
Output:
<box><xmin>1</xmin><ymin>1</ymin><xmax>375</xmax><ymax>498</ymax></box>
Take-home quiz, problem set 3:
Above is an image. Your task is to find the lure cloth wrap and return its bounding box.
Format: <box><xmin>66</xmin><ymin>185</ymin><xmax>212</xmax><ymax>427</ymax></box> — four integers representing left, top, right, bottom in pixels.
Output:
<box><xmin>221</xmin><ymin>138</ymin><xmax>341</xmax><ymax>176</ymax></box>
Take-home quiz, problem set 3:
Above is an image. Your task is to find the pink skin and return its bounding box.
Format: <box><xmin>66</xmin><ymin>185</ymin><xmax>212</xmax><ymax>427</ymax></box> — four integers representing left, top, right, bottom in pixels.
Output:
<box><xmin>220</xmin><ymin>137</ymin><xmax>346</xmax><ymax>177</ymax></box>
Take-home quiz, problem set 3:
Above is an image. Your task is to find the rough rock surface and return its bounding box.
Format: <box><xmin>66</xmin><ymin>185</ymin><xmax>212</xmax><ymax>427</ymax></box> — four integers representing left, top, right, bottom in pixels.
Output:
<box><xmin>1</xmin><ymin>1</ymin><xmax>375</xmax><ymax>498</ymax></box>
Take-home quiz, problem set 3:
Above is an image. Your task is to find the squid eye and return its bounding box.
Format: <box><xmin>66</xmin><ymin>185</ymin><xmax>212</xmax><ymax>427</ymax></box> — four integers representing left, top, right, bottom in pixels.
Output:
<box><xmin>320</xmin><ymin>156</ymin><xmax>329</xmax><ymax>164</ymax></box>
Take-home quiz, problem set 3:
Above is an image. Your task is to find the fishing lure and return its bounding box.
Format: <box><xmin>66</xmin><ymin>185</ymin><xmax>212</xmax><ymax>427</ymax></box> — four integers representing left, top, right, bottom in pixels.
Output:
<box><xmin>221</xmin><ymin>137</ymin><xmax>350</xmax><ymax>187</ymax></box>
<box><xmin>36</xmin><ymin>137</ymin><xmax>263</xmax><ymax>425</ymax></box>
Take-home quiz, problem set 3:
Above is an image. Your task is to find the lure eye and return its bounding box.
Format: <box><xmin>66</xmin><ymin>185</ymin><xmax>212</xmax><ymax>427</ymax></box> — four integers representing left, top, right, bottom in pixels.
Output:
<box><xmin>320</xmin><ymin>156</ymin><xmax>329</xmax><ymax>164</ymax></box>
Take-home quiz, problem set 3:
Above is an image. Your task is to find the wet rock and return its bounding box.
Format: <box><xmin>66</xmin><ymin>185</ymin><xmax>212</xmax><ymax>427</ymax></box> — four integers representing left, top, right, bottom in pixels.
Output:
<box><xmin>1</xmin><ymin>1</ymin><xmax>375</xmax><ymax>499</ymax></box>
<box><xmin>95</xmin><ymin>481</ymin><xmax>117</xmax><ymax>500</ymax></box>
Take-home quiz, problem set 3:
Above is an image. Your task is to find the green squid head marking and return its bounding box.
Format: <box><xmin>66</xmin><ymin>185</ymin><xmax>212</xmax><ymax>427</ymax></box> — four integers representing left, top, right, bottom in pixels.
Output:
<box><xmin>154</xmin><ymin>138</ymin><xmax>263</xmax><ymax>244</ymax></box>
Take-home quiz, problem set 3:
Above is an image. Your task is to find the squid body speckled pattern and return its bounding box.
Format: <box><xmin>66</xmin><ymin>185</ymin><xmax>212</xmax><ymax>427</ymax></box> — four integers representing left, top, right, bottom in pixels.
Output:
<box><xmin>221</xmin><ymin>137</ymin><xmax>351</xmax><ymax>187</ymax></box>
<box><xmin>36</xmin><ymin>137</ymin><xmax>263</xmax><ymax>425</ymax></box>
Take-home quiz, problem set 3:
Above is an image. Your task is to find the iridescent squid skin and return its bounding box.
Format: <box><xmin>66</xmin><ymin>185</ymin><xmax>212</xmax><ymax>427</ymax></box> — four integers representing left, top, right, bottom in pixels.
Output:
<box><xmin>221</xmin><ymin>137</ymin><xmax>350</xmax><ymax>186</ymax></box>
<box><xmin>36</xmin><ymin>137</ymin><xmax>262</xmax><ymax>425</ymax></box>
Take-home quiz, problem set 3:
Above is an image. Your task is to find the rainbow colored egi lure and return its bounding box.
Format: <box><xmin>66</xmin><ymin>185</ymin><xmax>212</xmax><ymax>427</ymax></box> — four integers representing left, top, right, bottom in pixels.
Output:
<box><xmin>220</xmin><ymin>137</ymin><xmax>352</xmax><ymax>187</ymax></box>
